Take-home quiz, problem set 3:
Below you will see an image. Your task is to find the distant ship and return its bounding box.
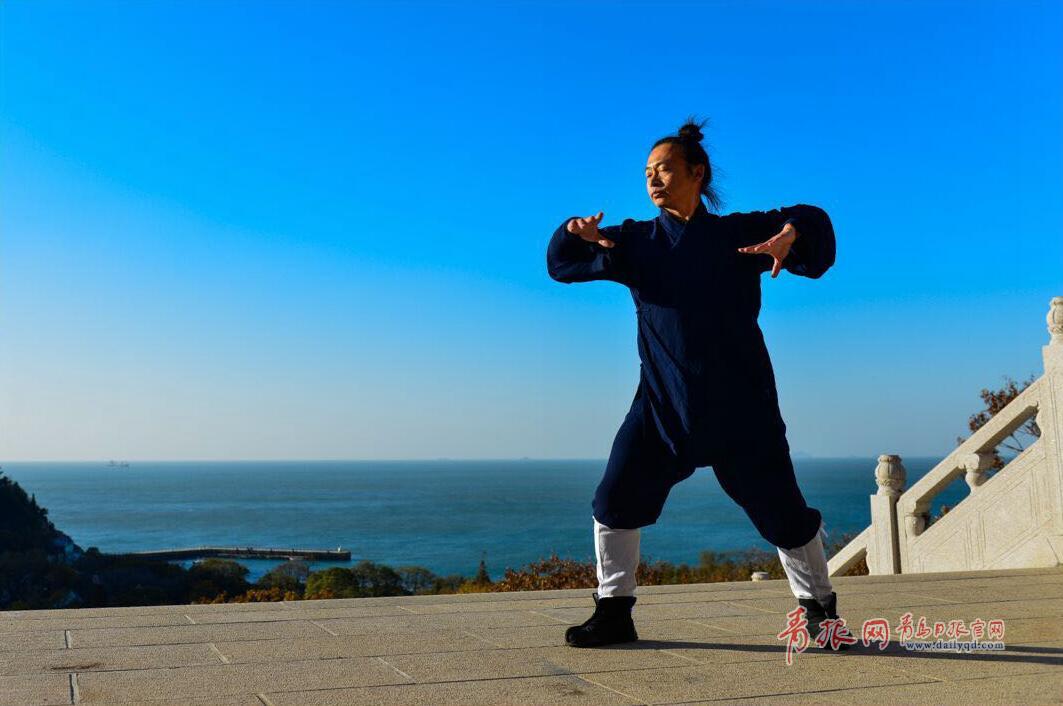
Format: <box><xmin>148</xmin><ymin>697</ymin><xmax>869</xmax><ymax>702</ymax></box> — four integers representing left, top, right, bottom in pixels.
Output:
<box><xmin>106</xmin><ymin>460</ymin><xmax>131</xmax><ymax>468</ymax></box>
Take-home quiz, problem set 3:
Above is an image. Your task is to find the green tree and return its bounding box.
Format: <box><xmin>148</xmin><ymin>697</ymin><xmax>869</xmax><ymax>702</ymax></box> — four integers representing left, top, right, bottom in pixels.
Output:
<box><xmin>430</xmin><ymin>573</ymin><xmax>466</xmax><ymax>594</ymax></box>
<box><xmin>305</xmin><ymin>561</ymin><xmax>407</xmax><ymax>599</ymax></box>
<box><xmin>73</xmin><ymin>551</ymin><xmax>188</xmax><ymax>607</ymax></box>
<box><xmin>473</xmin><ymin>551</ymin><xmax>491</xmax><ymax>585</ymax></box>
<box><xmin>305</xmin><ymin>566</ymin><xmax>357</xmax><ymax>598</ymax></box>
<box><xmin>187</xmin><ymin>558</ymin><xmax>251</xmax><ymax>602</ymax></box>
<box><xmin>257</xmin><ymin>560</ymin><xmax>309</xmax><ymax>593</ymax></box>
<box><xmin>349</xmin><ymin>560</ymin><xmax>405</xmax><ymax>596</ymax></box>
<box><xmin>0</xmin><ymin>471</ymin><xmax>64</xmax><ymax>554</ymax></box>
<box><xmin>396</xmin><ymin>565</ymin><xmax>438</xmax><ymax>594</ymax></box>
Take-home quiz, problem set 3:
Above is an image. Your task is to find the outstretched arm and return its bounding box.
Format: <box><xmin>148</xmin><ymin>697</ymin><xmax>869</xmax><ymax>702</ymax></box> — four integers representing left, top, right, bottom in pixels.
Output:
<box><xmin>729</xmin><ymin>204</ymin><xmax>836</xmax><ymax>279</ymax></box>
<box><xmin>546</xmin><ymin>213</ymin><xmax>632</xmax><ymax>285</ymax></box>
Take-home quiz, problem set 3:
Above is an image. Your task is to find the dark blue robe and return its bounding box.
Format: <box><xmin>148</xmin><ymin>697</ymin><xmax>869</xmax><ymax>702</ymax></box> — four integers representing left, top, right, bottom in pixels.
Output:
<box><xmin>546</xmin><ymin>200</ymin><xmax>836</xmax><ymax>468</ymax></box>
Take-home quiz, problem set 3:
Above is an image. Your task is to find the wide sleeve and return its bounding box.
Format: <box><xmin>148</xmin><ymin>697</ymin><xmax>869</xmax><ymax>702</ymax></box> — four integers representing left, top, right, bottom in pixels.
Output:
<box><xmin>546</xmin><ymin>216</ymin><xmax>633</xmax><ymax>286</ymax></box>
<box><xmin>725</xmin><ymin>203</ymin><xmax>836</xmax><ymax>279</ymax></box>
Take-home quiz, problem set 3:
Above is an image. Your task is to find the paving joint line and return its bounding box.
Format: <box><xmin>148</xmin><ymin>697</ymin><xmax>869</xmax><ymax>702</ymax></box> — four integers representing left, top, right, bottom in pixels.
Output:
<box><xmin>460</xmin><ymin>628</ymin><xmax>504</xmax><ymax>648</ymax></box>
<box><xmin>308</xmin><ymin>619</ymin><xmax>338</xmax><ymax>636</ymax></box>
<box><xmin>208</xmin><ymin>642</ymin><xmax>231</xmax><ymax>664</ymax></box>
<box><xmin>720</xmin><ymin>600</ymin><xmax>781</xmax><ymax>615</ymax></box>
<box><xmin>654</xmin><ymin>647</ymin><xmax>704</xmax><ymax>665</ymax></box>
<box><xmin>375</xmin><ymin>655</ymin><xmax>417</xmax><ymax>683</ymax></box>
<box><xmin>573</xmin><ymin>672</ymin><xmax>648</xmax><ymax>704</ymax></box>
<box><xmin>525</xmin><ymin>609</ymin><xmax>572</xmax><ymax>624</ymax></box>
<box><xmin>684</xmin><ymin>619</ymin><xmax>740</xmax><ymax>634</ymax></box>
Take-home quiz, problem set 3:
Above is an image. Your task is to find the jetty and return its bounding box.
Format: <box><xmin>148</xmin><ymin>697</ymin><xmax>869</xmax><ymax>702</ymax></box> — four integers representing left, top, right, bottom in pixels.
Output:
<box><xmin>120</xmin><ymin>546</ymin><xmax>351</xmax><ymax>561</ymax></box>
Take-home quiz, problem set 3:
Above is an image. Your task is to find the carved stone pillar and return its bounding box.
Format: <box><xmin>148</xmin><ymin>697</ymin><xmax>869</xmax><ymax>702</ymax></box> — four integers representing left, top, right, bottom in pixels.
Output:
<box><xmin>1048</xmin><ymin>297</ymin><xmax>1063</xmax><ymax>344</ymax></box>
<box><xmin>1045</xmin><ymin>296</ymin><xmax>1063</xmax><ymax>372</ymax></box>
<box><xmin>1041</xmin><ymin>296</ymin><xmax>1063</xmax><ymax>540</ymax></box>
<box><xmin>867</xmin><ymin>454</ymin><xmax>906</xmax><ymax>574</ymax></box>
<box><xmin>875</xmin><ymin>454</ymin><xmax>906</xmax><ymax>498</ymax></box>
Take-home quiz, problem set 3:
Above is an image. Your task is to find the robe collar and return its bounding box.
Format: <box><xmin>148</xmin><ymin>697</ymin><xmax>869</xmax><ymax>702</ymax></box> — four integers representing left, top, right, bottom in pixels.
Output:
<box><xmin>657</xmin><ymin>199</ymin><xmax>709</xmax><ymax>244</ymax></box>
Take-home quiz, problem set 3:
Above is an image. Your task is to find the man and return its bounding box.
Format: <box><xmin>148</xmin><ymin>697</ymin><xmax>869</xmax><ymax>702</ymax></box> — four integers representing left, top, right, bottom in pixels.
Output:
<box><xmin>547</xmin><ymin>119</ymin><xmax>849</xmax><ymax>650</ymax></box>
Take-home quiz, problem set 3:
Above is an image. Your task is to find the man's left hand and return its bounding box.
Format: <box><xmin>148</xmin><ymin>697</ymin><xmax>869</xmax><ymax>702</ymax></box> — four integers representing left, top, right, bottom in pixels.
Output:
<box><xmin>736</xmin><ymin>223</ymin><xmax>799</xmax><ymax>278</ymax></box>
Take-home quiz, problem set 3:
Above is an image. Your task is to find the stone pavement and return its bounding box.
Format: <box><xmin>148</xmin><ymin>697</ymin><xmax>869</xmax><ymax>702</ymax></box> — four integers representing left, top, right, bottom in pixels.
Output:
<box><xmin>2</xmin><ymin>566</ymin><xmax>1062</xmax><ymax>705</ymax></box>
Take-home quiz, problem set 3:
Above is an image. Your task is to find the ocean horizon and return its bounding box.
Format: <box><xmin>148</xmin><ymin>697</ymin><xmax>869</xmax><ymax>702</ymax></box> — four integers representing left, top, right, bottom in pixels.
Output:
<box><xmin>2</xmin><ymin>457</ymin><xmax>966</xmax><ymax>584</ymax></box>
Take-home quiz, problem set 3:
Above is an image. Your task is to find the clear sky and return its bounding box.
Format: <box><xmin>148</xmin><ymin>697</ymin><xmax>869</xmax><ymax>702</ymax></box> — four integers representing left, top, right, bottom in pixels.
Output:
<box><xmin>1</xmin><ymin>0</ymin><xmax>1060</xmax><ymax>461</ymax></box>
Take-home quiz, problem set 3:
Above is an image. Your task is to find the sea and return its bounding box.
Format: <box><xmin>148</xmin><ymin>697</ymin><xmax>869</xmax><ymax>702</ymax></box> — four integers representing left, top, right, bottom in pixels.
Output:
<box><xmin>1</xmin><ymin>458</ymin><xmax>967</xmax><ymax>584</ymax></box>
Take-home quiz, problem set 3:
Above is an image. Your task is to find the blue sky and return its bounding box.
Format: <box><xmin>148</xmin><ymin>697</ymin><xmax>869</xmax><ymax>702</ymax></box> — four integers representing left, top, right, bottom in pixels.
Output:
<box><xmin>1</xmin><ymin>0</ymin><xmax>1060</xmax><ymax>461</ymax></box>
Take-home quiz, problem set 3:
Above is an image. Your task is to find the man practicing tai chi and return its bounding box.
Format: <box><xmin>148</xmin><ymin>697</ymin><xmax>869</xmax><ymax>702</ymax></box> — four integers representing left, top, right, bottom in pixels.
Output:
<box><xmin>547</xmin><ymin>118</ymin><xmax>850</xmax><ymax>650</ymax></box>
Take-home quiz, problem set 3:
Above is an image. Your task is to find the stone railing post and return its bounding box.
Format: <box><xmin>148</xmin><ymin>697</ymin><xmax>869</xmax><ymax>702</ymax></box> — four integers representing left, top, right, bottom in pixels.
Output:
<box><xmin>866</xmin><ymin>454</ymin><xmax>906</xmax><ymax>574</ymax></box>
<box><xmin>1041</xmin><ymin>296</ymin><xmax>1063</xmax><ymax>540</ymax></box>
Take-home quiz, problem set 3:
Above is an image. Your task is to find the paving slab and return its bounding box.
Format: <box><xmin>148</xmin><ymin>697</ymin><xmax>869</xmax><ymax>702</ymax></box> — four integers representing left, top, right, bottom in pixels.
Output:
<box><xmin>264</xmin><ymin>674</ymin><xmax>641</xmax><ymax>706</ymax></box>
<box><xmin>75</xmin><ymin>656</ymin><xmax>411</xmax><ymax>702</ymax></box>
<box><xmin>64</xmin><ymin>695</ymin><xmax>260</xmax><ymax>706</ymax></box>
<box><xmin>856</xmin><ymin>638</ymin><xmax>1063</xmax><ymax>682</ymax></box>
<box><xmin>827</xmin><ymin>670</ymin><xmax>1063</xmax><ymax>705</ymax></box>
<box><xmin>575</xmin><ymin>658</ymin><xmax>929</xmax><ymax>703</ymax></box>
<box><xmin>67</xmin><ymin>618</ymin><xmax>327</xmax><ymax>648</ymax></box>
<box><xmin>186</xmin><ymin>604</ymin><xmax>415</xmax><ymax>624</ymax></box>
<box><xmin>0</xmin><ymin>629</ymin><xmax>67</xmax><ymax>652</ymax></box>
<box><xmin>382</xmin><ymin>643</ymin><xmax>694</xmax><ymax>682</ymax></box>
<box><xmin>0</xmin><ymin>641</ymin><xmax>222</xmax><ymax>676</ymax></box>
<box><xmin>0</xmin><ymin>602</ymin><xmax>265</xmax><ymax>621</ymax></box>
<box><xmin>312</xmin><ymin>608</ymin><xmax>570</xmax><ymax>636</ymax></box>
<box><xmin>0</xmin><ymin>612</ymin><xmax>196</xmax><ymax>633</ymax></box>
<box><xmin>213</xmin><ymin>628</ymin><xmax>495</xmax><ymax>663</ymax></box>
<box><xmin>0</xmin><ymin>672</ymin><xmax>72</xmax><ymax>706</ymax></box>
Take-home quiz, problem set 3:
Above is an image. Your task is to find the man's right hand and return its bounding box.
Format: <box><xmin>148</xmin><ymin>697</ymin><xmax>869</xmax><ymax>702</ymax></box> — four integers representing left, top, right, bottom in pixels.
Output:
<box><xmin>566</xmin><ymin>211</ymin><xmax>614</xmax><ymax>248</ymax></box>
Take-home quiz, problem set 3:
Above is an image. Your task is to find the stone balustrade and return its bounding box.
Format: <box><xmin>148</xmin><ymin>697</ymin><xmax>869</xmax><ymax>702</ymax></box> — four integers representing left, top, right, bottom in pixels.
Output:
<box><xmin>828</xmin><ymin>296</ymin><xmax>1063</xmax><ymax>576</ymax></box>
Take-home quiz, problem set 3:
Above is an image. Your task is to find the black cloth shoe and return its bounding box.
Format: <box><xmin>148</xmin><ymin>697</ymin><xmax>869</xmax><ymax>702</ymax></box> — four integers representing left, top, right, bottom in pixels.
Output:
<box><xmin>565</xmin><ymin>592</ymin><xmax>638</xmax><ymax>648</ymax></box>
<box><xmin>797</xmin><ymin>591</ymin><xmax>853</xmax><ymax>651</ymax></box>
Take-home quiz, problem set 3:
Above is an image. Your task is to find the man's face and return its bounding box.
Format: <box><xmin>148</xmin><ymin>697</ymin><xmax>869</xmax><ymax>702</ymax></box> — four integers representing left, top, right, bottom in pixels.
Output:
<box><xmin>645</xmin><ymin>142</ymin><xmax>704</xmax><ymax>212</ymax></box>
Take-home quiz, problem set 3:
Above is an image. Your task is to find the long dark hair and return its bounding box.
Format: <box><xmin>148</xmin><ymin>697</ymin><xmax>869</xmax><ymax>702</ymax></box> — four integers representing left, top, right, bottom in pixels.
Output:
<box><xmin>651</xmin><ymin>116</ymin><xmax>724</xmax><ymax>213</ymax></box>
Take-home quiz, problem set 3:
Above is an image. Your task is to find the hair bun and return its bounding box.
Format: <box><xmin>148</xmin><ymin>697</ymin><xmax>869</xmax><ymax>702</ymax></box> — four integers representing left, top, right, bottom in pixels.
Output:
<box><xmin>677</xmin><ymin>121</ymin><xmax>704</xmax><ymax>142</ymax></box>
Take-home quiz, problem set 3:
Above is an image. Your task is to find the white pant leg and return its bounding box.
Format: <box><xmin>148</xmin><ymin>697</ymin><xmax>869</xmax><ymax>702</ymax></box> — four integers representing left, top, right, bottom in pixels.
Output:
<box><xmin>593</xmin><ymin>515</ymin><xmax>640</xmax><ymax>598</ymax></box>
<box><xmin>777</xmin><ymin>519</ymin><xmax>834</xmax><ymax>604</ymax></box>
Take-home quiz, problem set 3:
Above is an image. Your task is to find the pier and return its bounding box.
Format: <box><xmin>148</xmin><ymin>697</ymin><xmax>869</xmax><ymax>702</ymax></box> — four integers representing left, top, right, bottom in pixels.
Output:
<box><xmin>119</xmin><ymin>546</ymin><xmax>351</xmax><ymax>561</ymax></box>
